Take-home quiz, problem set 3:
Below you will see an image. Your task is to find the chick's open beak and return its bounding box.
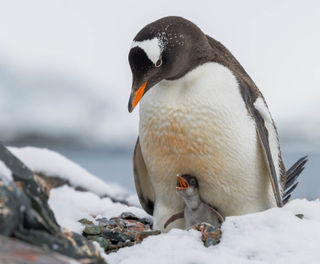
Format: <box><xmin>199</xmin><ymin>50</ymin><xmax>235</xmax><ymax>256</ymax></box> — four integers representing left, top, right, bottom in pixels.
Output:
<box><xmin>128</xmin><ymin>82</ymin><xmax>147</xmax><ymax>113</ymax></box>
<box><xmin>176</xmin><ymin>176</ymin><xmax>189</xmax><ymax>190</ymax></box>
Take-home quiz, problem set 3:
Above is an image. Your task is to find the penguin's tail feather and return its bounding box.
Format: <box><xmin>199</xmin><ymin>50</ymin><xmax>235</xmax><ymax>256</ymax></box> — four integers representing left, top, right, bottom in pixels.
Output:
<box><xmin>282</xmin><ymin>156</ymin><xmax>308</xmax><ymax>205</ymax></box>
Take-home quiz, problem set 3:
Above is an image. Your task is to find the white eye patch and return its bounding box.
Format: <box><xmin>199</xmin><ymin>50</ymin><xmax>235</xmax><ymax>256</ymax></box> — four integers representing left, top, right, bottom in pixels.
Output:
<box><xmin>131</xmin><ymin>37</ymin><xmax>161</xmax><ymax>65</ymax></box>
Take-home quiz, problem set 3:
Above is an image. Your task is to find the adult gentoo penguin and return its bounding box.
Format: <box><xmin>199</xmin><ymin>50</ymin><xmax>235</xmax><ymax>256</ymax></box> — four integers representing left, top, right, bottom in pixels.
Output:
<box><xmin>128</xmin><ymin>16</ymin><xmax>307</xmax><ymax>231</ymax></box>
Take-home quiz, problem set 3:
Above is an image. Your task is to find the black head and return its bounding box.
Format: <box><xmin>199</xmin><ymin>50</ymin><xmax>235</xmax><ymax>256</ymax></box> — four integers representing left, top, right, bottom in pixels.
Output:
<box><xmin>128</xmin><ymin>16</ymin><xmax>213</xmax><ymax>112</ymax></box>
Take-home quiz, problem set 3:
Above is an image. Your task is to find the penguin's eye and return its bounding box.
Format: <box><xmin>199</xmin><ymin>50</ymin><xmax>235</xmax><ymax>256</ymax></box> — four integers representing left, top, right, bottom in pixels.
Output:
<box><xmin>190</xmin><ymin>179</ymin><xmax>195</xmax><ymax>186</ymax></box>
<box><xmin>155</xmin><ymin>58</ymin><xmax>162</xmax><ymax>67</ymax></box>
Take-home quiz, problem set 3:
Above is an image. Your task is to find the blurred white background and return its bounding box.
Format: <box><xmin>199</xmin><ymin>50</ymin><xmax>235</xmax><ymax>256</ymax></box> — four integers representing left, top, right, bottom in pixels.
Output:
<box><xmin>0</xmin><ymin>0</ymin><xmax>319</xmax><ymax>198</ymax></box>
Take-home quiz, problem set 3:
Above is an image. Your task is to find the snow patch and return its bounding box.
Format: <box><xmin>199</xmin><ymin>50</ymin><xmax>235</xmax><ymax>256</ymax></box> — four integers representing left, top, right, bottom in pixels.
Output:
<box><xmin>107</xmin><ymin>199</ymin><xmax>320</xmax><ymax>264</ymax></box>
<box><xmin>8</xmin><ymin>146</ymin><xmax>128</xmax><ymax>198</ymax></box>
<box><xmin>126</xmin><ymin>194</ymin><xmax>141</xmax><ymax>208</ymax></box>
<box><xmin>49</xmin><ymin>185</ymin><xmax>149</xmax><ymax>234</ymax></box>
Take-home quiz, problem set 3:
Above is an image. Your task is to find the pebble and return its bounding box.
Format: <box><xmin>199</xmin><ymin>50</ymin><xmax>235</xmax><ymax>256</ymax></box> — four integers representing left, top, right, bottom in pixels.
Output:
<box><xmin>296</xmin><ymin>214</ymin><xmax>304</xmax><ymax>219</ymax></box>
<box><xmin>80</xmin><ymin>213</ymin><xmax>221</xmax><ymax>254</ymax></box>
<box><xmin>189</xmin><ymin>222</ymin><xmax>222</xmax><ymax>247</ymax></box>
<box><xmin>120</xmin><ymin>212</ymin><xmax>139</xmax><ymax>220</ymax></box>
<box><xmin>204</xmin><ymin>237</ymin><xmax>218</xmax><ymax>247</ymax></box>
<box><xmin>80</xmin><ymin>214</ymin><xmax>159</xmax><ymax>254</ymax></box>
<box><xmin>83</xmin><ymin>224</ymin><xmax>101</xmax><ymax>235</ymax></box>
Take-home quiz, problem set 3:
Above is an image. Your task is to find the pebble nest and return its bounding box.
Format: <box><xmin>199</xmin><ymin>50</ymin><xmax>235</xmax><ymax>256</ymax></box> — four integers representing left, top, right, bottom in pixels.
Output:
<box><xmin>80</xmin><ymin>212</ymin><xmax>222</xmax><ymax>254</ymax></box>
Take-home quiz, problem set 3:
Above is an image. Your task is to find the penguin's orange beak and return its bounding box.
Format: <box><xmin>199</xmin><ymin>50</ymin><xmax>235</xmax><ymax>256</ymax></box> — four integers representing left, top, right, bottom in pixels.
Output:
<box><xmin>128</xmin><ymin>82</ymin><xmax>147</xmax><ymax>112</ymax></box>
<box><xmin>176</xmin><ymin>176</ymin><xmax>189</xmax><ymax>190</ymax></box>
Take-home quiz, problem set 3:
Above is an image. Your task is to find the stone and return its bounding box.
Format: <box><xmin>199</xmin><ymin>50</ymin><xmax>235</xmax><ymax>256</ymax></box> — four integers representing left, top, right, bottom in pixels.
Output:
<box><xmin>120</xmin><ymin>212</ymin><xmax>139</xmax><ymax>220</ymax></box>
<box><xmin>0</xmin><ymin>235</ymin><xmax>81</xmax><ymax>264</ymax></box>
<box><xmin>296</xmin><ymin>214</ymin><xmax>304</xmax><ymax>219</ymax></box>
<box><xmin>189</xmin><ymin>222</ymin><xmax>222</xmax><ymax>246</ymax></box>
<box><xmin>83</xmin><ymin>224</ymin><xmax>102</xmax><ymax>235</ymax></box>
<box><xmin>78</xmin><ymin>218</ymin><xmax>92</xmax><ymax>225</ymax></box>
<box><xmin>94</xmin><ymin>237</ymin><xmax>109</xmax><ymax>251</ymax></box>
<box><xmin>204</xmin><ymin>237</ymin><xmax>218</xmax><ymax>247</ymax></box>
<box><xmin>140</xmin><ymin>217</ymin><xmax>153</xmax><ymax>227</ymax></box>
<box><xmin>140</xmin><ymin>230</ymin><xmax>161</xmax><ymax>239</ymax></box>
<box><xmin>0</xmin><ymin>144</ymin><xmax>106</xmax><ymax>264</ymax></box>
<box><xmin>102</xmin><ymin>230</ymin><xmax>134</xmax><ymax>243</ymax></box>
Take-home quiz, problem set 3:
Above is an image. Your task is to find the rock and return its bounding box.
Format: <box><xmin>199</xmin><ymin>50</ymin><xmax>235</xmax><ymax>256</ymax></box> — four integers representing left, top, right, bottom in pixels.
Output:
<box><xmin>83</xmin><ymin>224</ymin><xmax>102</xmax><ymax>235</ymax></box>
<box><xmin>120</xmin><ymin>212</ymin><xmax>139</xmax><ymax>220</ymax></box>
<box><xmin>102</xmin><ymin>230</ymin><xmax>134</xmax><ymax>243</ymax></box>
<box><xmin>0</xmin><ymin>144</ymin><xmax>106</xmax><ymax>264</ymax></box>
<box><xmin>140</xmin><ymin>230</ymin><xmax>161</xmax><ymax>239</ymax></box>
<box><xmin>78</xmin><ymin>218</ymin><xmax>92</xmax><ymax>225</ymax></box>
<box><xmin>80</xmin><ymin>214</ymin><xmax>159</xmax><ymax>254</ymax></box>
<box><xmin>91</xmin><ymin>237</ymin><xmax>109</xmax><ymax>251</ymax></box>
<box><xmin>140</xmin><ymin>217</ymin><xmax>153</xmax><ymax>227</ymax></box>
<box><xmin>204</xmin><ymin>237</ymin><xmax>218</xmax><ymax>247</ymax></box>
<box><xmin>189</xmin><ymin>222</ymin><xmax>222</xmax><ymax>247</ymax></box>
<box><xmin>0</xmin><ymin>235</ymin><xmax>81</xmax><ymax>264</ymax></box>
<box><xmin>296</xmin><ymin>213</ymin><xmax>304</xmax><ymax>219</ymax></box>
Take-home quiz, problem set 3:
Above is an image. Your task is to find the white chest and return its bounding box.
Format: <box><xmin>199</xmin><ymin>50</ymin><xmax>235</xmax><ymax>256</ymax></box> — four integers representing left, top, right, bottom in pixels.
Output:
<box><xmin>138</xmin><ymin>62</ymin><xmax>273</xmax><ymax>222</ymax></box>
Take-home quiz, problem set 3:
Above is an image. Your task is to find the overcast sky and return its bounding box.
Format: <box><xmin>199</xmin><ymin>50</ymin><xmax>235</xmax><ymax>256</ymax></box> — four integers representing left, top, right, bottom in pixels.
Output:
<box><xmin>0</xmin><ymin>0</ymin><xmax>319</xmax><ymax>148</ymax></box>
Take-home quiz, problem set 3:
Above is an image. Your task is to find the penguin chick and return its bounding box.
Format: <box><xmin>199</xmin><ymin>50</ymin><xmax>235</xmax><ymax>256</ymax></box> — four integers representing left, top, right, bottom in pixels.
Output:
<box><xmin>164</xmin><ymin>175</ymin><xmax>224</xmax><ymax>229</ymax></box>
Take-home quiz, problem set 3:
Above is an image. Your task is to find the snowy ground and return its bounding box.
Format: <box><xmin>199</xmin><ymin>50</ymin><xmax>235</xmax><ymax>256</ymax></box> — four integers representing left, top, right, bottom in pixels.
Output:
<box><xmin>3</xmin><ymin>147</ymin><xmax>320</xmax><ymax>264</ymax></box>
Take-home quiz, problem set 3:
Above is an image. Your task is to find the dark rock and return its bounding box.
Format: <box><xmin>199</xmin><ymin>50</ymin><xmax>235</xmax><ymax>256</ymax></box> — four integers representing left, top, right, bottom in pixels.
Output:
<box><xmin>0</xmin><ymin>180</ymin><xmax>21</xmax><ymax>236</ymax></box>
<box><xmin>81</xmin><ymin>215</ymin><xmax>161</xmax><ymax>254</ymax></box>
<box><xmin>204</xmin><ymin>237</ymin><xmax>218</xmax><ymax>247</ymax></box>
<box><xmin>139</xmin><ymin>217</ymin><xmax>153</xmax><ymax>227</ymax></box>
<box><xmin>101</xmin><ymin>230</ymin><xmax>134</xmax><ymax>243</ymax></box>
<box><xmin>78</xmin><ymin>218</ymin><xmax>92</xmax><ymax>225</ymax></box>
<box><xmin>190</xmin><ymin>222</ymin><xmax>222</xmax><ymax>247</ymax></box>
<box><xmin>140</xmin><ymin>230</ymin><xmax>161</xmax><ymax>239</ymax></box>
<box><xmin>0</xmin><ymin>144</ymin><xmax>59</xmax><ymax>234</ymax></box>
<box><xmin>120</xmin><ymin>212</ymin><xmax>139</xmax><ymax>220</ymax></box>
<box><xmin>88</xmin><ymin>236</ymin><xmax>109</xmax><ymax>251</ymax></box>
<box><xmin>34</xmin><ymin>173</ymin><xmax>69</xmax><ymax>197</ymax></box>
<box><xmin>296</xmin><ymin>214</ymin><xmax>304</xmax><ymax>219</ymax></box>
<box><xmin>83</xmin><ymin>224</ymin><xmax>102</xmax><ymax>235</ymax></box>
<box><xmin>95</xmin><ymin>217</ymin><xmax>109</xmax><ymax>224</ymax></box>
<box><xmin>0</xmin><ymin>144</ymin><xmax>106</xmax><ymax>264</ymax></box>
<box><xmin>0</xmin><ymin>235</ymin><xmax>81</xmax><ymax>264</ymax></box>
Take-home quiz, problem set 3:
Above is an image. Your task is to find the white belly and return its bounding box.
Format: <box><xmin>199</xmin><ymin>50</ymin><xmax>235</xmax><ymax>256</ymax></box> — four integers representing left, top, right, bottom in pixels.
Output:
<box><xmin>139</xmin><ymin>62</ymin><xmax>275</xmax><ymax>230</ymax></box>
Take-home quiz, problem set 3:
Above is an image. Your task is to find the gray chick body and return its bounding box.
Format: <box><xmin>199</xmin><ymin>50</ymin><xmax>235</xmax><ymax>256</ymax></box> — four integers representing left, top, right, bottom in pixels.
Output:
<box><xmin>184</xmin><ymin>199</ymin><xmax>221</xmax><ymax>228</ymax></box>
<box><xmin>164</xmin><ymin>175</ymin><xmax>224</xmax><ymax>229</ymax></box>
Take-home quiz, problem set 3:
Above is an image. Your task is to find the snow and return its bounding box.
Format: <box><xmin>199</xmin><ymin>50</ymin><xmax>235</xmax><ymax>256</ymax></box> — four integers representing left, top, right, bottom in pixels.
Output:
<box><xmin>126</xmin><ymin>194</ymin><xmax>141</xmax><ymax>208</ymax></box>
<box><xmin>6</xmin><ymin>146</ymin><xmax>319</xmax><ymax>263</ymax></box>
<box><xmin>46</xmin><ymin>177</ymin><xmax>320</xmax><ymax>263</ymax></box>
<box><xmin>8</xmin><ymin>146</ymin><xmax>128</xmax><ymax>199</ymax></box>
<box><xmin>49</xmin><ymin>185</ymin><xmax>148</xmax><ymax>234</ymax></box>
<box><xmin>108</xmin><ymin>199</ymin><xmax>320</xmax><ymax>264</ymax></box>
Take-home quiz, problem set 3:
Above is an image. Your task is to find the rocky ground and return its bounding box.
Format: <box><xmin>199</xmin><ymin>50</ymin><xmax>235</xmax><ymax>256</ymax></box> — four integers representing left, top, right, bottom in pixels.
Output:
<box><xmin>0</xmin><ymin>144</ymin><xmax>221</xmax><ymax>264</ymax></box>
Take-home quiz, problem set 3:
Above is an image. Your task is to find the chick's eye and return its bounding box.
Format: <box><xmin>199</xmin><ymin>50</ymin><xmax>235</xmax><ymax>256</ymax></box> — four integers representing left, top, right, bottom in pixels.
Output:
<box><xmin>155</xmin><ymin>58</ymin><xmax>162</xmax><ymax>67</ymax></box>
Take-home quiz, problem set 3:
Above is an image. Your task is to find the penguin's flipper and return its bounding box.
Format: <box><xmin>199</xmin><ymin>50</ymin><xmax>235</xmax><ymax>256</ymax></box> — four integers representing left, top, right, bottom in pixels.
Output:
<box><xmin>238</xmin><ymin>79</ymin><xmax>283</xmax><ymax>207</ymax></box>
<box><xmin>252</xmin><ymin>102</ymin><xmax>283</xmax><ymax>207</ymax></box>
<box><xmin>133</xmin><ymin>137</ymin><xmax>155</xmax><ymax>215</ymax></box>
